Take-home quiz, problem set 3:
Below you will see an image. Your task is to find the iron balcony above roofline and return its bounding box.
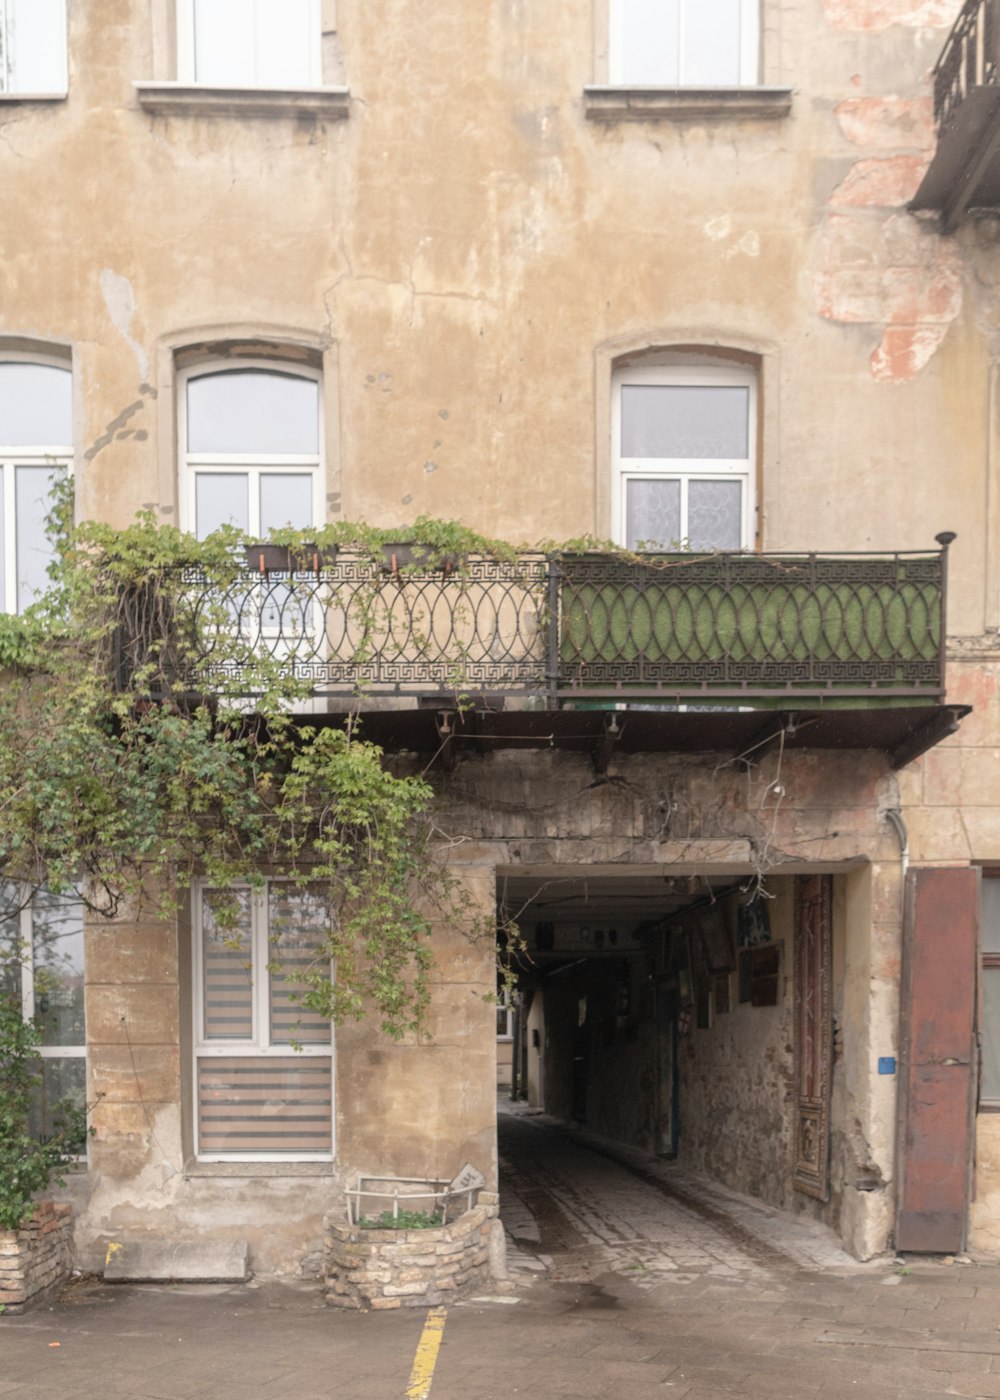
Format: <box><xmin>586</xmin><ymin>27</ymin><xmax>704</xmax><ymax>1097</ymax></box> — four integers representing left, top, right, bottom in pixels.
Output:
<box><xmin>113</xmin><ymin>537</ymin><xmax>955</xmax><ymax>711</ymax></box>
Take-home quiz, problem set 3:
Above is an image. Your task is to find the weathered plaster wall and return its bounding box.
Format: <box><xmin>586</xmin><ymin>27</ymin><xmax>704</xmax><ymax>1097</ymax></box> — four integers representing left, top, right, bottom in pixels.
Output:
<box><xmin>676</xmin><ymin>885</ymin><xmax>794</xmax><ymax>1210</ymax></box>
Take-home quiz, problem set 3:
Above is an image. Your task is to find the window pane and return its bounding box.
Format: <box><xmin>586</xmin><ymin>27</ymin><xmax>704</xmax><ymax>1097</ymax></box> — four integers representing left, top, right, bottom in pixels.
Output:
<box><xmin>193</xmin><ymin>0</ymin><xmax>255</xmax><ymax>83</ymax></box>
<box><xmin>983</xmin><ymin>967</ymin><xmax>1000</xmax><ymax>1102</ymax></box>
<box><xmin>268</xmin><ymin>887</ymin><xmax>329</xmax><ymax>1045</ymax></box>
<box><xmin>683</xmin><ymin>0</ymin><xmax>743</xmax><ymax>85</ymax></box>
<box><xmin>259</xmin><ymin>474</ymin><xmax>313</xmax><ymax>533</ymax></box>
<box><xmin>29</xmin><ymin>1057</ymin><xmax>86</xmax><ymax>1152</ymax></box>
<box><xmin>983</xmin><ymin>879</ymin><xmax>1000</xmax><ymax>953</ymax></box>
<box><xmin>626</xmin><ymin>478</ymin><xmax>681</xmax><ymax>550</ymax></box>
<box><xmin>195</xmin><ymin>473</ymin><xmax>250</xmax><ymax>539</ymax></box>
<box><xmin>6</xmin><ymin>0</ymin><xmax>66</xmax><ymax>93</ymax></box>
<box><xmin>688</xmin><ymin>480</ymin><xmax>743</xmax><ymax>550</ymax></box>
<box><xmin>31</xmin><ymin>890</ymin><xmax>85</xmax><ymax>1048</ymax></box>
<box><xmin>0</xmin><ymin>364</ymin><xmax>72</xmax><ymax>447</ymax></box>
<box><xmin>256</xmin><ymin>0</ymin><xmax>314</xmax><ymax>86</ymax></box>
<box><xmin>0</xmin><ymin>883</ymin><xmax>21</xmax><ymax>1000</ymax></box>
<box><xmin>621</xmin><ymin>385</ymin><xmax>749</xmax><ymax>459</ymax></box>
<box><xmin>618</xmin><ymin>0</ymin><xmax>679</xmax><ymax>84</ymax></box>
<box><xmin>15</xmin><ymin>465</ymin><xmax>58</xmax><ymax>611</ymax></box>
<box><xmin>198</xmin><ymin>1055</ymin><xmax>332</xmax><ymax>1154</ymax></box>
<box><xmin>202</xmin><ymin>889</ymin><xmax>253</xmax><ymax>1041</ymax></box>
<box><xmin>188</xmin><ymin>372</ymin><xmax>319</xmax><ymax>455</ymax></box>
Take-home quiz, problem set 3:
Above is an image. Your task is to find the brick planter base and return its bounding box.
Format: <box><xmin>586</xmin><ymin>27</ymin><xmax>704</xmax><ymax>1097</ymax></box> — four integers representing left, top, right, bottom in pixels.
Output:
<box><xmin>324</xmin><ymin>1192</ymin><xmax>499</xmax><ymax>1310</ymax></box>
<box><xmin>0</xmin><ymin>1203</ymin><xmax>73</xmax><ymax>1314</ymax></box>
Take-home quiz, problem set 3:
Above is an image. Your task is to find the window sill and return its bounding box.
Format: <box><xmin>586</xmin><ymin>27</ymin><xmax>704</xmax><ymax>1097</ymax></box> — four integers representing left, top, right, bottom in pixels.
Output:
<box><xmin>134</xmin><ymin>82</ymin><xmax>349</xmax><ymax>119</ymax></box>
<box><xmin>583</xmin><ymin>85</ymin><xmax>793</xmax><ymax>122</ymax></box>
<box><xmin>185</xmin><ymin>1160</ymin><xmax>335</xmax><ymax>1178</ymax></box>
<box><xmin>0</xmin><ymin>92</ymin><xmax>67</xmax><ymax>103</ymax></box>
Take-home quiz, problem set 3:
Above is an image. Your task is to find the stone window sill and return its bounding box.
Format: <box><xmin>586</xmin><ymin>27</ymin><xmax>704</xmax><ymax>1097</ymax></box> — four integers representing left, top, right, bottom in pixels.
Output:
<box><xmin>134</xmin><ymin>82</ymin><xmax>349</xmax><ymax>119</ymax></box>
<box><xmin>185</xmin><ymin>1160</ymin><xmax>335</xmax><ymax>1178</ymax></box>
<box><xmin>0</xmin><ymin>92</ymin><xmax>67</xmax><ymax>103</ymax></box>
<box><xmin>583</xmin><ymin>85</ymin><xmax>793</xmax><ymax>122</ymax></box>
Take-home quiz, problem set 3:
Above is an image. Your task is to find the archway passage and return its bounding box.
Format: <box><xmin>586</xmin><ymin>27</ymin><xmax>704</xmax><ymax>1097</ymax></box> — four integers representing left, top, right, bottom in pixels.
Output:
<box><xmin>495</xmin><ymin>866</ymin><xmax>851</xmax><ymax>1251</ymax></box>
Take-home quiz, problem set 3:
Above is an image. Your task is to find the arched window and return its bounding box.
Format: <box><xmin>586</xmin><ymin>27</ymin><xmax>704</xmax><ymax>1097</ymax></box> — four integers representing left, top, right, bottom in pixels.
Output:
<box><xmin>179</xmin><ymin>364</ymin><xmax>322</xmax><ymax>540</ymax></box>
<box><xmin>0</xmin><ymin>360</ymin><xmax>72</xmax><ymax>612</ymax></box>
<box><xmin>611</xmin><ymin>361</ymin><xmax>756</xmax><ymax>551</ymax></box>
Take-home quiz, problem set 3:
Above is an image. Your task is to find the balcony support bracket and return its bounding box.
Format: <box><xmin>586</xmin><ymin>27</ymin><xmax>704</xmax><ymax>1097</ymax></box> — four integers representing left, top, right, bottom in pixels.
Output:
<box><xmin>890</xmin><ymin>706</ymin><xmax>970</xmax><ymax>771</ymax></box>
<box><xmin>435</xmin><ymin>710</ymin><xmax>458</xmax><ymax>773</ymax></box>
<box><xmin>593</xmin><ymin>715</ymin><xmax>626</xmax><ymax>776</ymax></box>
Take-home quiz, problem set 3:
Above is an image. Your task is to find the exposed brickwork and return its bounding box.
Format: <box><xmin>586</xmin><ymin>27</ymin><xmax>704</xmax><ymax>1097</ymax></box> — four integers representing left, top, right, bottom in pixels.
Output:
<box><xmin>822</xmin><ymin>0</ymin><xmax>961</xmax><ymax>31</ymax></box>
<box><xmin>0</xmin><ymin>1203</ymin><xmax>73</xmax><ymax>1314</ymax></box>
<box><xmin>324</xmin><ymin>1197</ymin><xmax>498</xmax><ymax>1310</ymax></box>
<box><xmin>830</xmin><ymin>156</ymin><xmax>929</xmax><ymax>209</ymax></box>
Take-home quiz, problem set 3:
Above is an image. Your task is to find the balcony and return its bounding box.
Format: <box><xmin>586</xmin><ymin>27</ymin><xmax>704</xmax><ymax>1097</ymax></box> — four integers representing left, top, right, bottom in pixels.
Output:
<box><xmin>911</xmin><ymin>0</ymin><xmax>1000</xmax><ymax>228</ymax></box>
<box><xmin>116</xmin><ymin>541</ymin><xmax>966</xmax><ymax>770</ymax></box>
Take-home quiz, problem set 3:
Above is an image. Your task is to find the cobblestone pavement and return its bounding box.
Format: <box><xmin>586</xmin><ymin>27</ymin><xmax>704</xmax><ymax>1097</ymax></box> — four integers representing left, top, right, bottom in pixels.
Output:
<box><xmin>498</xmin><ymin>1102</ymin><xmax>858</xmax><ymax>1288</ymax></box>
<box><xmin>6</xmin><ymin>1112</ymin><xmax>1000</xmax><ymax>1398</ymax></box>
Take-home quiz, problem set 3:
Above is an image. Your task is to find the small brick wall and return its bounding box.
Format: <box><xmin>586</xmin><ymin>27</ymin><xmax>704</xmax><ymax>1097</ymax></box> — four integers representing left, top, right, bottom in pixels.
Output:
<box><xmin>324</xmin><ymin>1193</ymin><xmax>499</xmax><ymax>1310</ymax></box>
<box><xmin>0</xmin><ymin>1203</ymin><xmax>73</xmax><ymax>1314</ymax></box>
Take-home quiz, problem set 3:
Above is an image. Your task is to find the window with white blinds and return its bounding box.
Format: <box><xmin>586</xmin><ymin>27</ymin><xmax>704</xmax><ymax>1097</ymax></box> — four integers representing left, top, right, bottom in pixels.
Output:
<box><xmin>194</xmin><ymin>883</ymin><xmax>333</xmax><ymax>1159</ymax></box>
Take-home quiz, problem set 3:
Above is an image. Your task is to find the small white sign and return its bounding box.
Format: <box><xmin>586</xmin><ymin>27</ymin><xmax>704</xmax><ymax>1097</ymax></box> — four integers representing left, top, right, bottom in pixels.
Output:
<box><xmin>450</xmin><ymin>1163</ymin><xmax>485</xmax><ymax>1193</ymax></box>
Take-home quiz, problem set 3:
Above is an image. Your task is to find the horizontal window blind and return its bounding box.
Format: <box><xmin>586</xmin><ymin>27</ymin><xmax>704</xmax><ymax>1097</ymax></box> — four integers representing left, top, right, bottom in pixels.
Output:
<box><xmin>197</xmin><ymin>1057</ymin><xmax>332</xmax><ymax>1154</ymax></box>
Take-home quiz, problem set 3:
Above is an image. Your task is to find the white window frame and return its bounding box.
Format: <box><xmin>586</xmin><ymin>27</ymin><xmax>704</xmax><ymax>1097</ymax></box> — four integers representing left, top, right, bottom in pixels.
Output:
<box><xmin>176</xmin><ymin>0</ymin><xmax>322</xmax><ymax>87</ymax></box>
<box><xmin>611</xmin><ymin>363</ymin><xmax>756</xmax><ymax>551</ymax></box>
<box><xmin>0</xmin><ymin>0</ymin><xmax>68</xmax><ymax>97</ymax></box>
<box><xmin>178</xmin><ymin>361</ymin><xmax>324</xmax><ymax>540</ymax></box>
<box><xmin>0</xmin><ymin>355</ymin><xmax>72</xmax><ymax>615</ymax></box>
<box><xmin>609</xmin><ymin>0</ymin><xmax>759</xmax><ymax>87</ymax></box>
<box><xmin>3</xmin><ymin>886</ymin><xmax>87</xmax><ymax>1157</ymax></box>
<box><xmin>192</xmin><ymin>881</ymin><xmax>334</xmax><ymax>1162</ymax></box>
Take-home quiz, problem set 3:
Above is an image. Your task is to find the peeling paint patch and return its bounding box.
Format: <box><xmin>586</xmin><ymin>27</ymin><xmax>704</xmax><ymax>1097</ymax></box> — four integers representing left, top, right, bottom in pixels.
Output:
<box><xmin>814</xmin><ymin>209</ymin><xmax>962</xmax><ymax>382</ymax></box>
<box><xmin>870</xmin><ymin>324</ymin><xmax>950</xmax><ymax>380</ymax></box>
<box><xmin>830</xmin><ymin>157</ymin><xmax>928</xmax><ymax>208</ymax></box>
<box><xmin>835</xmin><ymin>97</ymin><xmax>933</xmax><ymax>152</ymax></box>
<box><xmin>99</xmin><ymin>270</ymin><xmax>149</xmax><ymax>381</ymax></box>
<box><xmin>704</xmin><ymin>214</ymin><xmax>733</xmax><ymax>241</ymax></box>
<box><xmin>822</xmin><ymin>0</ymin><xmax>961</xmax><ymax>31</ymax></box>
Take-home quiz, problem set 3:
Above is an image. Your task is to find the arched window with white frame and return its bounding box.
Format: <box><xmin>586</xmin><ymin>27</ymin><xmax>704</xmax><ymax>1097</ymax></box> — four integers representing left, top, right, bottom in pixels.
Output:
<box><xmin>0</xmin><ymin>358</ymin><xmax>72</xmax><ymax>613</ymax></box>
<box><xmin>609</xmin><ymin>0</ymin><xmax>759</xmax><ymax>87</ymax></box>
<box><xmin>177</xmin><ymin>0</ymin><xmax>322</xmax><ymax>87</ymax></box>
<box><xmin>180</xmin><ymin>363</ymin><xmax>323</xmax><ymax>541</ymax></box>
<box><xmin>612</xmin><ymin>362</ymin><xmax>756</xmax><ymax>552</ymax></box>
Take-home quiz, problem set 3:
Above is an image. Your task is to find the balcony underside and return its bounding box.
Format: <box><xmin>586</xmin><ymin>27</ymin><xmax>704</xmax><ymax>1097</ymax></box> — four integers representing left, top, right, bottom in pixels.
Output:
<box><xmin>311</xmin><ymin>701</ymin><xmax>969</xmax><ymax>772</ymax></box>
<box><xmin>912</xmin><ymin>86</ymin><xmax>1000</xmax><ymax>227</ymax></box>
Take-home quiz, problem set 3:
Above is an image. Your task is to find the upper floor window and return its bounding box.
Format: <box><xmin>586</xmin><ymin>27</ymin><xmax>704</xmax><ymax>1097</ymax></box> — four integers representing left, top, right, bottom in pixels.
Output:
<box><xmin>177</xmin><ymin>0</ymin><xmax>321</xmax><ymax>87</ymax></box>
<box><xmin>612</xmin><ymin>363</ymin><xmax>755</xmax><ymax>551</ymax></box>
<box><xmin>179</xmin><ymin>365</ymin><xmax>321</xmax><ymax>540</ymax></box>
<box><xmin>609</xmin><ymin>0</ymin><xmax>759</xmax><ymax>86</ymax></box>
<box><xmin>0</xmin><ymin>0</ymin><xmax>68</xmax><ymax>96</ymax></box>
<box><xmin>0</xmin><ymin>360</ymin><xmax>71</xmax><ymax>612</ymax></box>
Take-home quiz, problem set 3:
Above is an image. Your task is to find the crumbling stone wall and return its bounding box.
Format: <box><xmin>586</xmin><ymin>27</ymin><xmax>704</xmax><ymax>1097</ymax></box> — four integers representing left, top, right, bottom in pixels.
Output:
<box><xmin>0</xmin><ymin>1204</ymin><xmax>73</xmax><ymax>1314</ymax></box>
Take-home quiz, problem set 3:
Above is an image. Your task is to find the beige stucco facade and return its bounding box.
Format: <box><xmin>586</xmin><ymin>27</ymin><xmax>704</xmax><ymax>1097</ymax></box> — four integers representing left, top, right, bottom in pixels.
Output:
<box><xmin>7</xmin><ymin>0</ymin><xmax>1000</xmax><ymax>1273</ymax></box>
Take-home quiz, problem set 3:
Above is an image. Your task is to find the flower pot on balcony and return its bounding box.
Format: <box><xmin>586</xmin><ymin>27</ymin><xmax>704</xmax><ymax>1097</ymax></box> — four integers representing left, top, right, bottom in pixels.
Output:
<box><xmin>379</xmin><ymin>544</ymin><xmax>464</xmax><ymax>576</ymax></box>
<box><xmin>244</xmin><ymin>544</ymin><xmax>339</xmax><ymax>574</ymax></box>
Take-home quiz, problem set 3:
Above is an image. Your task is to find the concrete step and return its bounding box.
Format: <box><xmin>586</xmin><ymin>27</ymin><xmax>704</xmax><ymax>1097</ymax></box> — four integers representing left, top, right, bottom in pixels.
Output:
<box><xmin>103</xmin><ymin>1239</ymin><xmax>250</xmax><ymax>1283</ymax></box>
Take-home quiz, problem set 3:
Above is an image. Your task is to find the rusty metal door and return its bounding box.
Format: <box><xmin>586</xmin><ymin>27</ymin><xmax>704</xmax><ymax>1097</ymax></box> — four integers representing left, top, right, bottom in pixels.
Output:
<box><xmin>896</xmin><ymin>866</ymin><xmax>978</xmax><ymax>1253</ymax></box>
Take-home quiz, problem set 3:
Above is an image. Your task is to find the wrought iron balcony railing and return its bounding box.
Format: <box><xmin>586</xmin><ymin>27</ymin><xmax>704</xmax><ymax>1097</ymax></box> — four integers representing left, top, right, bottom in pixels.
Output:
<box><xmin>933</xmin><ymin>0</ymin><xmax>999</xmax><ymax>137</ymax></box>
<box><xmin>912</xmin><ymin>0</ymin><xmax>1000</xmax><ymax>225</ymax></box>
<box><xmin>114</xmin><ymin>543</ymin><xmax>952</xmax><ymax>708</ymax></box>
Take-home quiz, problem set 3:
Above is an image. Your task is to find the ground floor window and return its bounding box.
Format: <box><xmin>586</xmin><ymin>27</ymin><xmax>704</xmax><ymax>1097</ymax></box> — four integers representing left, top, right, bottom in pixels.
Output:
<box><xmin>193</xmin><ymin>882</ymin><xmax>334</xmax><ymax>1159</ymax></box>
<box><xmin>0</xmin><ymin>884</ymin><xmax>86</xmax><ymax>1150</ymax></box>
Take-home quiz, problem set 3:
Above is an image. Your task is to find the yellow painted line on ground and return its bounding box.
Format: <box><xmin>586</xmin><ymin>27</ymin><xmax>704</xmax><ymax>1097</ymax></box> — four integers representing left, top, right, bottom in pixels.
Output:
<box><xmin>405</xmin><ymin>1306</ymin><xmax>448</xmax><ymax>1400</ymax></box>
